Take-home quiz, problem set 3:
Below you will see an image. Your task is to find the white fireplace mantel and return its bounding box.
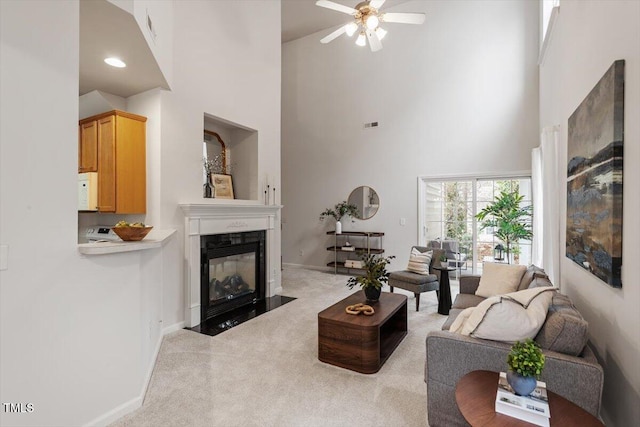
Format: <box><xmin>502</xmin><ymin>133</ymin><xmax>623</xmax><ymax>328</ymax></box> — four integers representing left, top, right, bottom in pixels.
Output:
<box><xmin>180</xmin><ymin>202</ymin><xmax>282</xmax><ymax>327</ymax></box>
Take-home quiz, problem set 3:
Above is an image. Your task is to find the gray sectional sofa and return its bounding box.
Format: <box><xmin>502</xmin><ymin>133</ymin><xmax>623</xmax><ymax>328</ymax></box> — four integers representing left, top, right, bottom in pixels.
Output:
<box><xmin>425</xmin><ymin>266</ymin><xmax>604</xmax><ymax>426</ymax></box>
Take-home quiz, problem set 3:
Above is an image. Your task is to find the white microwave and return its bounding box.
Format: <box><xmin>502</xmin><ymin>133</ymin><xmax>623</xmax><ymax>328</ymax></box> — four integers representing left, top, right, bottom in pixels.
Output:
<box><xmin>78</xmin><ymin>172</ymin><xmax>98</xmax><ymax>211</ymax></box>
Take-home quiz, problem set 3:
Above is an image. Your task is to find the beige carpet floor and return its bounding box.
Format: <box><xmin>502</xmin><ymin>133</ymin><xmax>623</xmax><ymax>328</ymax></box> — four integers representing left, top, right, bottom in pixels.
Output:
<box><xmin>111</xmin><ymin>268</ymin><xmax>458</xmax><ymax>427</ymax></box>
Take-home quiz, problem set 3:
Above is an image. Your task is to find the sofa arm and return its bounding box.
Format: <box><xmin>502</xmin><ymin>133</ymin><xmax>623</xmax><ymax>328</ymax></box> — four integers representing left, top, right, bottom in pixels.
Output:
<box><xmin>459</xmin><ymin>275</ymin><xmax>481</xmax><ymax>294</ymax></box>
<box><xmin>425</xmin><ymin>331</ymin><xmax>603</xmax><ymax>427</ymax></box>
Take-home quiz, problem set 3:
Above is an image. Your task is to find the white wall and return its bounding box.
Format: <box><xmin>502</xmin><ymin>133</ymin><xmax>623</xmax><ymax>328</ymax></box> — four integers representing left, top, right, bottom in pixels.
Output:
<box><xmin>0</xmin><ymin>0</ymin><xmax>281</xmax><ymax>425</ymax></box>
<box><xmin>539</xmin><ymin>1</ymin><xmax>640</xmax><ymax>425</ymax></box>
<box><xmin>79</xmin><ymin>90</ymin><xmax>127</xmax><ymax>119</ymax></box>
<box><xmin>231</xmin><ymin>129</ymin><xmax>260</xmax><ymax>201</ymax></box>
<box><xmin>0</xmin><ymin>2</ymin><xmax>169</xmax><ymax>426</ymax></box>
<box><xmin>281</xmin><ymin>0</ymin><xmax>539</xmax><ymax>270</ymax></box>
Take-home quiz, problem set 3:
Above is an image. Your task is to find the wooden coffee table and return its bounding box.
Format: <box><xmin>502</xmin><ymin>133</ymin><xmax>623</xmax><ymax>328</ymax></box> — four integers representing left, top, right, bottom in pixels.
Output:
<box><xmin>318</xmin><ymin>291</ymin><xmax>407</xmax><ymax>374</ymax></box>
<box><xmin>455</xmin><ymin>370</ymin><xmax>604</xmax><ymax>426</ymax></box>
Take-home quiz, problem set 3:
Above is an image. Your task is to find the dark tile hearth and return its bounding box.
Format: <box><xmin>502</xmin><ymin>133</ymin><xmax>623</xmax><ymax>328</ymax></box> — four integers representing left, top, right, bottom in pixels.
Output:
<box><xmin>187</xmin><ymin>295</ymin><xmax>296</xmax><ymax>337</ymax></box>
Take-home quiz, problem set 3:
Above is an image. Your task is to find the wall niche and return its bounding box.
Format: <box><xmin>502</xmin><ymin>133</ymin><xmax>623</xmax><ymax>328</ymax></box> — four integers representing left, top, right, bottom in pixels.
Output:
<box><xmin>203</xmin><ymin>113</ymin><xmax>258</xmax><ymax>202</ymax></box>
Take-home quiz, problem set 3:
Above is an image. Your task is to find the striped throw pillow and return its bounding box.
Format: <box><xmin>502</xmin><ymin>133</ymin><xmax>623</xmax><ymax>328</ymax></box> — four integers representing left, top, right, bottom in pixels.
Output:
<box><xmin>407</xmin><ymin>248</ymin><xmax>433</xmax><ymax>275</ymax></box>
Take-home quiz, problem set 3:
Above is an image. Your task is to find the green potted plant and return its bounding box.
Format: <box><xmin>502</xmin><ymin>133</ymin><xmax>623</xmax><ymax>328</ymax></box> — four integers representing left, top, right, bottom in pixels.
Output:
<box><xmin>476</xmin><ymin>190</ymin><xmax>532</xmax><ymax>264</ymax></box>
<box><xmin>346</xmin><ymin>254</ymin><xmax>395</xmax><ymax>302</ymax></box>
<box><xmin>506</xmin><ymin>338</ymin><xmax>545</xmax><ymax>396</ymax></box>
<box><xmin>320</xmin><ymin>201</ymin><xmax>360</xmax><ymax>234</ymax></box>
<box><xmin>439</xmin><ymin>253</ymin><xmax>449</xmax><ymax>268</ymax></box>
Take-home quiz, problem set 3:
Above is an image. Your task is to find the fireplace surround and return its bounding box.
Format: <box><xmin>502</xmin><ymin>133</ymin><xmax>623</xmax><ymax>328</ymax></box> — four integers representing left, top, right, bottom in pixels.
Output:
<box><xmin>181</xmin><ymin>203</ymin><xmax>281</xmax><ymax>327</ymax></box>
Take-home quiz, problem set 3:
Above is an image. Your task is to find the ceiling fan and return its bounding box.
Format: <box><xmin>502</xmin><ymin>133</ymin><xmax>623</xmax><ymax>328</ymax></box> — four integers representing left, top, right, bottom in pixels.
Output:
<box><xmin>317</xmin><ymin>0</ymin><xmax>426</xmax><ymax>52</ymax></box>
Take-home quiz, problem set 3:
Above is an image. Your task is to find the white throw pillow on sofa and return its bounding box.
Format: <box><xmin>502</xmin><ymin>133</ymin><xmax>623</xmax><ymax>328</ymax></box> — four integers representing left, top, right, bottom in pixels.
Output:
<box><xmin>406</xmin><ymin>248</ymin><xmax>432</xmax><ymax>275</ymax></box>
<box><xmin>449</xmin><ymin>287</ymin><xmax>556</xmax><ymax>342</ymax></box>
<box><xmin>475</xmin><ymin>262</ymin><xmax>527</xmax><ymax>298</ymax></box>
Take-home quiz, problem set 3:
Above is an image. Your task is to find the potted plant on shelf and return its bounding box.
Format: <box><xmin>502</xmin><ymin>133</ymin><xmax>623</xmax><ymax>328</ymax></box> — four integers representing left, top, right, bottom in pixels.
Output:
<box><xmin>320</xmin><ymin>201</ymin><xmax>360</xmax><ymax>234</ymax></box>
<box><xmin>506</xmin><ymin>338</ymin><xmax>545</xmax><ymax>396</ymax></box>
<box><xmin>346</xmin><ymin>254</ymin><xmax>395</xmax><ymax>302</ymax></box>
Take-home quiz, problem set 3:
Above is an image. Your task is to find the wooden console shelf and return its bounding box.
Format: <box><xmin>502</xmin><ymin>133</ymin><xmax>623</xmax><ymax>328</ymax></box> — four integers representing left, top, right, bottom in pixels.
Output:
<box><xmin>326</xmin><ymin>246</ymin><xmax>384</xmax><ymax>254</ymax></box>
<box><xmin>326</xmin><ymin>231</ymin><xmax>384</xmax><ymax>274</ymax></box>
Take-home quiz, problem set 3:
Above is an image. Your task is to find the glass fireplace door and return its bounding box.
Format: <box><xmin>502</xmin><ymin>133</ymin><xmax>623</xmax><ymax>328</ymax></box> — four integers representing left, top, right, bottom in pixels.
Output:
<box><xmin>209</xmin><ymin>252</ymin><xmax>256</xmax><ymax>304</ymax></box>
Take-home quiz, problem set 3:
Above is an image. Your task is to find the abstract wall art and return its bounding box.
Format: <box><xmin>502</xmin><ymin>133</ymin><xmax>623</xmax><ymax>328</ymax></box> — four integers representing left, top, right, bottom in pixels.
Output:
<box><xmin>566</xmin><ymin>60</ymin><xmax>624</xmax><ymax>288</ymax></box>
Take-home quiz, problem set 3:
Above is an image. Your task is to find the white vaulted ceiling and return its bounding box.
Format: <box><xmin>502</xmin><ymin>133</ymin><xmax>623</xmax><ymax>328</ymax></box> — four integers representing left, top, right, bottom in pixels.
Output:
<box><xmin>281</xmin><ymin>0</ymin><xmax>408</xmax><ymax>43</ymax></box>
<box><xmin>79</xmin><ymin>0</ymin><xmax>409</xmax><ymax>97</ymax></box>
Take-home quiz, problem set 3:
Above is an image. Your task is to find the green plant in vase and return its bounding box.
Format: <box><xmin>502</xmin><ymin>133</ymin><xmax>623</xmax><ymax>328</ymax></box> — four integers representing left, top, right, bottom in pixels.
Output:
<box><xmin>320</xmin><ymin>201</ymin><xmax>360</xmax><ymax>234</ymax></box>
<box><xmin>346</xmin><ymin>254</ymin><xmax>395</xmax><ymax>302</ymax></box>
<box><xmin>506</xmin><ymin>338</ymin><xmax>545</xmax><ymax>396</ymax></box>
<box><xmin>439</xmin><ymin>253</ymin><xmax>449</xmax><ymax>268</ymax></box>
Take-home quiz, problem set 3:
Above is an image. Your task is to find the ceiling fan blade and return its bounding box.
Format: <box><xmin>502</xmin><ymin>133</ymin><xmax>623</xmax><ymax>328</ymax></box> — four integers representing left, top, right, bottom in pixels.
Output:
<box><xmin>370</xmin><ymin>0</ymin><xmax>386</xmax><ymax>9</ymax></box>
<box><xmin>381</xmin><ymin>12</ymin><xmax>426</xmax><ymax>24</ymax></box>
<box><xmin>320</xmin><ymin>25</ymin><xmax>347</xmax><ymax>44</ymax></box>
<box><xmin>366</xmin><ymin>29</ymin><xmax>382</xmax><ymax>52</ymax></box>
<box><xmin>315</xmin><ymin>0</ymin><xmax>358</xmax><ymax>15</ymax></box>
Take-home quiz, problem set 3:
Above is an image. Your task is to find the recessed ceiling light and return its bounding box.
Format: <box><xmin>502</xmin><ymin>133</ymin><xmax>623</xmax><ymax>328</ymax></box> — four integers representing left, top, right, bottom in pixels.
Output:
<box><xmin>104</xmin><ymin>57</ymin><xmax>126</xmax><ymax>68</ymax></box>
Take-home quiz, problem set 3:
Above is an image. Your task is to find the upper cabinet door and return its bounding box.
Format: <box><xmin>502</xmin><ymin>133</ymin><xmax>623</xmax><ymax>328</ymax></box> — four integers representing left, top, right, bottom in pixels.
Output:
<box><xmin>97</xmin><ymin>115</ymin><xmax>116</xmax><ymax>213</ymax></box>
<box><xmin>114</xmin><ymin>115</ymin><xmax>147</xmax><ymax>214</ymax></box>
<box><xmin>79</xmin><ymin>120</ymin><xmax>98</xmax><ymax>173</ymax></box>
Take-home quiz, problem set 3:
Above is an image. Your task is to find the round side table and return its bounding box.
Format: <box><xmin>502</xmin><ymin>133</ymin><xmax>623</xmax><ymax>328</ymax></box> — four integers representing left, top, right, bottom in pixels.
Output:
<box><xmin>455</xmin><ymin>370</ymin><xmax>604</xmax><ymax>426</ymax></box>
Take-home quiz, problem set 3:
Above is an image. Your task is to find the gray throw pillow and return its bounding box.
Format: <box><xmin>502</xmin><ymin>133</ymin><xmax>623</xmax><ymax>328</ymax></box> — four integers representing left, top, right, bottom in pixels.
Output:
<box><xmin>534</xmin><ymin>296</ymin><xmax>588</xmax><ymax>356</ymax></box>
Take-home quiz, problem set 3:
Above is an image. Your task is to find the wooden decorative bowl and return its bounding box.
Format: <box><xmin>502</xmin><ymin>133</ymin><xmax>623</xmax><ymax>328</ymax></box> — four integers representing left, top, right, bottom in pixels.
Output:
<box><xmin>111</xmin><ymin>226</ymin><xmax>153</xmax><ymax>241</ymax></box>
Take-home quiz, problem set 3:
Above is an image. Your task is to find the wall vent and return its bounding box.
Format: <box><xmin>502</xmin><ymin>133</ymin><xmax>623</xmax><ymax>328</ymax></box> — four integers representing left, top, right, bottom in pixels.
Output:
<box><xmin>146</xmin><ymin>10</ymin><xmax>157</xmax><ymax>43</ymax></box>
<box><xmin>364</xmin><ymin>122</ymin><xmax>379</xmax><ymax>128</ymax></box>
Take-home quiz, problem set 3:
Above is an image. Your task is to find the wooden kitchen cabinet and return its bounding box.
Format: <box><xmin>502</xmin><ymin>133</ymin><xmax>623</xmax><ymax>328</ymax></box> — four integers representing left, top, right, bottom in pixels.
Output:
<box><xmin>79</xmin><ymin>110</ymin><xmax>147</xmax><ymax>213</ymax></box>
<box><xmin>78</xmin><ymin>120</ymin><xmax>98</xmax><ymax>172</ymax></box>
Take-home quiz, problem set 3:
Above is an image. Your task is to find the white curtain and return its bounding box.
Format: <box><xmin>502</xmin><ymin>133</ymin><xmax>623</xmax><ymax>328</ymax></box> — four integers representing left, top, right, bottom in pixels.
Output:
<box><xmin>531</xmin><ymin>147</ymin><xmax>544</xmax><ymax>267</ymax></box>
<box><xmin>533</xmin><ymin>126</ymin><xmax>561</xmax><ymax>286</ymax></box>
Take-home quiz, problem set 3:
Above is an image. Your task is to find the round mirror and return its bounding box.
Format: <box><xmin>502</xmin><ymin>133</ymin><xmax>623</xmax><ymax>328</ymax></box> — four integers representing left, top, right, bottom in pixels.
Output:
<box><xmin>347</xmin><ymin>186</ymin><xmax>380</xmax><ymax>220</ymax></box>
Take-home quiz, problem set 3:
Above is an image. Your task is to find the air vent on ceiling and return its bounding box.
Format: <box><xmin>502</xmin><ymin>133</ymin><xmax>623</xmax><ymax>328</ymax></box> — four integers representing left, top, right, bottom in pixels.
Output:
<box><xmin>364</xmin><ymin>121</ymin><xmax>379</xmax><ymax>128</ymax></box>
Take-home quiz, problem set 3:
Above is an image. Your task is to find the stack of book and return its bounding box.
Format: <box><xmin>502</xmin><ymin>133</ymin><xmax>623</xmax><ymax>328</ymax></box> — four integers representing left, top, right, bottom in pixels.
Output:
<box><xmin>495</xmin><ymin>372</ymin><xmax>550</xmax><ymax>427</ymax></box>
<box><xmin>341</xmin><ymin>246</ymin><xmax>356</xmax><ymax>252</ymax></box>
<box><xmin>344</xmin><ymin>260</ymin><xmax>364</xmax><ymax>269</ymax></box>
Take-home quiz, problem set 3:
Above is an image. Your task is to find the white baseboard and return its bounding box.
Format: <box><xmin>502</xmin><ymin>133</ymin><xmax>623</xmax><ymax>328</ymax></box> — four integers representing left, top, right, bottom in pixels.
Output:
<box><xmin>85</xmin><ymin>321</ymin><xmax>186</xmax><ymax>427</ymax></box>
<box><xmin>84</xmin><ymin>395</ymin><xmax>143</xmax><ymax>427</ymax></box>
<box><xmin>162</xmin><ymin>320</ymin><xmax>185</xmax><ymax>335</ymax></box>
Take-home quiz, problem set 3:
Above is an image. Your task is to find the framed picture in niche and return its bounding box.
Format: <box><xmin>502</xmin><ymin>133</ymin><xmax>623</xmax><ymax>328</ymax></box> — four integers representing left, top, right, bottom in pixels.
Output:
<box><xmin>212</xmin><ymin>173</ymin><xmax>234</xmax><ymax>199</ymax></box>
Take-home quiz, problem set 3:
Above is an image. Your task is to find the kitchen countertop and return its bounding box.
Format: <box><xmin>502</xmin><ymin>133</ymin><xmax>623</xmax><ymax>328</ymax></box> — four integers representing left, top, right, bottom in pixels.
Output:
<box><xmin>78</xmin><ymin>229</ymin><xmax>176</xmax><ymax>255</ymax></box>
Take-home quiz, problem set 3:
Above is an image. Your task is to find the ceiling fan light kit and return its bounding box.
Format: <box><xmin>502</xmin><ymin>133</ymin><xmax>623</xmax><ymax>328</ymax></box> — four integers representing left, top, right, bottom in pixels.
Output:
<box><xmin>345</xmin><ymin>22</ymin><xmax>358</xmax><ymax>36</ymax></box>
<box><xmin>316</xmin><ymin>0</ymin><xmax>425</xmax><ymax>52</ymax></box>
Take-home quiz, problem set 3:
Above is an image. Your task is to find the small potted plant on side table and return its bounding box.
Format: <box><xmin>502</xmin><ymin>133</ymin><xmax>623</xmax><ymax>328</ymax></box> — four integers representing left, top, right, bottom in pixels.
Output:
<box><xmin>320</xmin><ymin>201</ymin><xmax>360</xmax><ymax>234</ymax></box>
<box><xmin>346</xmin><ymin>254</ymin><xmax>395</xmax><ymax>302</ymax></box>
<box><xmin>439</xmin><ymin>254</ymin><xmax>450</xmax><ymax>269</ymax></box>
<box><xmin>506</xmin><ymin>338</ymin><xmax>545</xmax><ymax>396</ymax></box>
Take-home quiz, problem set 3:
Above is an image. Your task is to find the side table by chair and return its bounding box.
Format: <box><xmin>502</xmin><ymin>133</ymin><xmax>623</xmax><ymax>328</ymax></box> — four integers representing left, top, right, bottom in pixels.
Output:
<box><xmin>433</xmin><ymin>266</ymin><xmax>454</xmax><ymax>315</ymax></box>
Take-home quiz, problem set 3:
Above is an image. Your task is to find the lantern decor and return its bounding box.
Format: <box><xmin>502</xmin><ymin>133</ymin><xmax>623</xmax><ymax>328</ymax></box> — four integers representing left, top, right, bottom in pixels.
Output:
<box><xmin>494</xmin><ymin>244</ymin><xmax>505</xmax><ymax>261</ymax></box>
